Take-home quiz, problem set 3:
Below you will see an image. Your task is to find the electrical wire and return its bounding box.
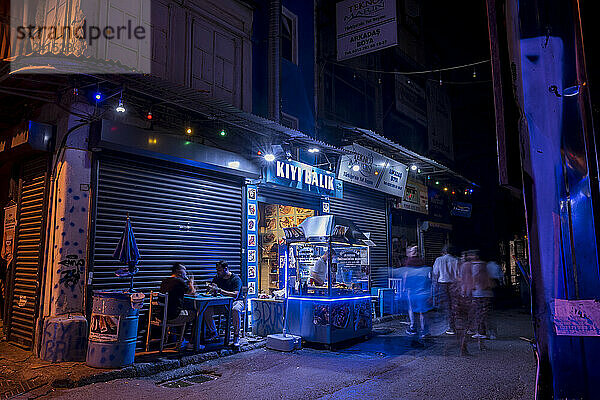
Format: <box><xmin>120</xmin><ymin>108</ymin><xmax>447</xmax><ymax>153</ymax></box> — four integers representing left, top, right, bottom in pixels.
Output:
<box><xmin>326</xmin><ymin>58</ymin><xmax>490</xmax><ymax>76</ymax></box>
<box><xmin>425</xmin><ymin>78</ymin><xmax>493</xmax><ymax>85</ymax></box>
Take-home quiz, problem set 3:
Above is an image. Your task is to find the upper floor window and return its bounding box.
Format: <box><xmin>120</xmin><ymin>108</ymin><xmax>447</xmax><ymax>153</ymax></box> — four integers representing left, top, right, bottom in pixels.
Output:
<box><xmin>281</xmin><ymin>7</ymin><xmax>298</xmax><ymax>64</ymax></box>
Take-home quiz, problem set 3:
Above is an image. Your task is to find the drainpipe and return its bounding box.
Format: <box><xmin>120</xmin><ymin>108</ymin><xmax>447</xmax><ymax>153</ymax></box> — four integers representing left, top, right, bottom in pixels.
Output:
<box><xmin>268</xmin><ymin>0</ymin><xmax>281</xmax><ymax>123</ymax></box>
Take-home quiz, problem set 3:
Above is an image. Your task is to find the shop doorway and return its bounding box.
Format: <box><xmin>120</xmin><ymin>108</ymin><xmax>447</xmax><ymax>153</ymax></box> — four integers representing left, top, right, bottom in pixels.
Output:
<box><xmin>257</xmin><ymin>203</ymin><xmax>314</xmax><ymax>294</ymax></box>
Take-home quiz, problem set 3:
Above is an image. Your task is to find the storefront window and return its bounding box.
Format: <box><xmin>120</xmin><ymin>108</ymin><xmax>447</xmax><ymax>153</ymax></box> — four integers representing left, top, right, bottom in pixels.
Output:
<box><xmin>257</xmin><ymin>203</ymin><xmax>314</xmax><ymax>294</ymax></box>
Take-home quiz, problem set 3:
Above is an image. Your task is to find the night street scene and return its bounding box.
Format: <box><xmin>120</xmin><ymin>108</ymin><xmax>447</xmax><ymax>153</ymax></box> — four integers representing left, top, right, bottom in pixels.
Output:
<box><xmin>1</xmin><ymin>0</ymin><xmax>599</xmax><ymax>399</ymax></box>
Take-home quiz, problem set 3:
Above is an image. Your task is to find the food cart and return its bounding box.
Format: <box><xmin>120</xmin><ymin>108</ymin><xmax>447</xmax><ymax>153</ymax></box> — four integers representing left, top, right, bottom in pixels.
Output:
<box><xmin>282</xmin><ymin>215</ymin><xmax>373</xmax><ymax>345</ymax></box>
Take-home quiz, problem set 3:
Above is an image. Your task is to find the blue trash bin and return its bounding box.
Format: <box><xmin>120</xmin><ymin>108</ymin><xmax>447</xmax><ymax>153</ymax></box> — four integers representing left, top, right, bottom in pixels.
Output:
<box><xmin>86</xmin><ymin>290</ymin><xmax>142</xmax><ymax>368</ymax></box>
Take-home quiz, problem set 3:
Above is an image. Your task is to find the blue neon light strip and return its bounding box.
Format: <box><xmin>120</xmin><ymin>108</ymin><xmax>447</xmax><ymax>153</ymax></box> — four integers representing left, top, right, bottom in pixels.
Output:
<box><xmin>288</xmin><ymin>295</ymin><xmax>372</xmax><ymax>302</ymax></box>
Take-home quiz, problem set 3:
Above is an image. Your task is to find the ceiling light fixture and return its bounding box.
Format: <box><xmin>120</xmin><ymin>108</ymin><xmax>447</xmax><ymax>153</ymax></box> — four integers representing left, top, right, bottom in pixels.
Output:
<box><xmin>115</xmin><ymin>97</ymin><xmax>125</xmax><ymax>113</ymax></box>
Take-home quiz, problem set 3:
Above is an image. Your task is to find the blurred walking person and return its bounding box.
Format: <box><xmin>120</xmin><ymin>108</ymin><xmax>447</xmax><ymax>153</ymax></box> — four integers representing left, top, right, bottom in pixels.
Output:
<box><xmin>485</xmin><ymin>256</ymin><xmax>505</xmax><ymax>339</ymax></box>
<box><xmin>402</xmin><ymin>245</ymin><xmax>433</xmax><ymax>345</ymax></box>
<box><xmin>432</xmin><ymin>244</ymin><xmax>459</xmax><ymax>335</ymax></box>
<box><xmin>471</xmin><ymin>250</ymin><xmax>493</xmax><ymax>344</ymax></box>
<box><xmin>455</xmin><ymin>251</ymin><xmax>474</xmax><ymax>355</ymax></box>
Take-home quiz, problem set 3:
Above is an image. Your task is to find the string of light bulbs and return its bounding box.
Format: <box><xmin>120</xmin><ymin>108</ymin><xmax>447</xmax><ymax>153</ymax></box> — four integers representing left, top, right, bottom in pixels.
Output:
<box><xmin>327</xmin><ymin>58</ymin><xmax>490</xmax><ymax>76</ymax></box>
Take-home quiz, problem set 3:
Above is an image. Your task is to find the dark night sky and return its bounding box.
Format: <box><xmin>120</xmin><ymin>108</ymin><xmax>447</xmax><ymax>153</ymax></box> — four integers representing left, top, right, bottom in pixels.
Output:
<box><xmin>422</xmin><ymin>2</ymin><xmax>525</xmax><ymax>254</ymax></box>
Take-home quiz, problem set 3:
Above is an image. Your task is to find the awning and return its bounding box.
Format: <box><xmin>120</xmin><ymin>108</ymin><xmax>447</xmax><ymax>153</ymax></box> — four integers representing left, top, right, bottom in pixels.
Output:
<box><xmin>3</xmin><ymin>54</ymin><xmax>349</xmax><ymax>157</ymax></box>
<box><xmin>340</xmin><ymin>125</ymin><xmax>477</xmax><ymax>187</ymax></box>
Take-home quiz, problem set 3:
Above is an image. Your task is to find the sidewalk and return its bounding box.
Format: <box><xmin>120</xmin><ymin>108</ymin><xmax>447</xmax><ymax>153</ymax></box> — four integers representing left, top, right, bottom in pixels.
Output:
<box><xmin>0</xmin><ymin>335</ymin><xmax>266</xmax><ymax>400</ymax></box>
<box><xmin>1</xmin><ymin>308</ymin><xmax>535</xmax><ymax>399</ymax></box>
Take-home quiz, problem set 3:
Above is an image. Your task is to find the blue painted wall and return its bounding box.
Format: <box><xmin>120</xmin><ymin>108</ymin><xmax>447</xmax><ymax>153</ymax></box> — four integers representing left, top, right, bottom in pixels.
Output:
<box><xmin>252</xmin><ymin>0</ymin><xmax>316</xmax><ymax>137</ymax></box>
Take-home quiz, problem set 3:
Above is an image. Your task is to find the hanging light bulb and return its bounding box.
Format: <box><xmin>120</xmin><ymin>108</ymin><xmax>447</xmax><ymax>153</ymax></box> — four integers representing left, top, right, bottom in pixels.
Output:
<box><xmin>410</xmin><ymin>164</ymin><xmax>418</xmax><ymax>171</ymax></box>
<box><xmin>115</xmin><ymin>97</ymin><xmax>125</xmax><ymax>113</ymax></box>
<box><xmin>473</xmin><ymin>67</ymin><xmax>477</xmax><ymax>79</ymax></box>
<box><xmin>264</xmin><ymin>153</ymin><xmax>276</xmax><ymax>162</ymax></box>
<box><xmin>186</xmin><ymin>127</ymin><xmax>193</xmax><ymax>135</ymax></box>
<box><xmin>94</xmin><ymin>83</ymin><xmax>101</xmax><ymax>101</ymax></box>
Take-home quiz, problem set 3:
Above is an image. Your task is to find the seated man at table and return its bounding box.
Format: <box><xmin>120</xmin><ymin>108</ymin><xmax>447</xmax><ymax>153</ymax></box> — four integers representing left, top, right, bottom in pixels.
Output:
<box><xmin>160</xmin><ymin>263</ymin><xmax>197</xmax><ymax>348</ymax></box>
<box><xmin>203</xmin><ymin>260</ymin><xmax>244</xmax><ymax>347</ymax></box>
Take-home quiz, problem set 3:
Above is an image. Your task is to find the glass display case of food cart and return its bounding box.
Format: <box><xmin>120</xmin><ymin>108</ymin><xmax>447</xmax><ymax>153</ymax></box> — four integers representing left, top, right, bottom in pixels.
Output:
<box><xmin>283</xmin><ymin>215</ymin><xmax>373</xmax><ymax>345</ymax></box>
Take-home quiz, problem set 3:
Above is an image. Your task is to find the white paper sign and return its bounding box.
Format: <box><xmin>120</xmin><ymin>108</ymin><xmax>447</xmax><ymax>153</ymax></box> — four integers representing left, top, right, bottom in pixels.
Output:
<box><xmin>554</xmin><ymin>299</ymin><xmax>600</xmax><ymax>336</ymax></box>
<box><xmin>336</xmin><ymin>0</ymin><xmax>397</xmax><ymax>61</ymax></box>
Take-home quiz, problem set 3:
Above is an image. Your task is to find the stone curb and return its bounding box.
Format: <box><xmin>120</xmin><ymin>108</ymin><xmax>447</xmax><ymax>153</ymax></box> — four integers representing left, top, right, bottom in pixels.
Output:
<box><xmin>52</xmin><ymin>341</ymin><xmax>266</xmax><ymax>389</ymax></box>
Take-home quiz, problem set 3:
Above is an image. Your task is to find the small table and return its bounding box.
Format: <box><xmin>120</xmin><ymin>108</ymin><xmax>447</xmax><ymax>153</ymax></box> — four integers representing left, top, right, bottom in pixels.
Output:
<box><xmin>184</xmin><ymin>294</ymin><xmax>233</xmax><ymax>351</ymax></box>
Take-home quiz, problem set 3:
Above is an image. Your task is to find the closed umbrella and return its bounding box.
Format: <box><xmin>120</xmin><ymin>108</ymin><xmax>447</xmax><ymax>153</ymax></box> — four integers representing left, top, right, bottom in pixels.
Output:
<box><xmin>113</xmin><ymin>214</ymin><xmax>140</xmax><ymax>291</ymax></box>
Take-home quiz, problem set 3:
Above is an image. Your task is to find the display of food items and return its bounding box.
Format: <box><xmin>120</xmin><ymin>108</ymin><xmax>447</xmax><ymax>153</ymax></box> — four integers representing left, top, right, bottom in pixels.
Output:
<box><xmin>263</xmin><ymin>231</ymin><xmax>276</xmax><ymax>244</ymax></box>
<box><xmin>265</xmin><ymin>204</ymin><xmax>278</xmax><ymax>217</ymax></box>
<box><xmin>296</xmin><ymin>214</ymin><xmax>310</xmax><ymax>225</ymax></box>
<box><xmin>278</xmin><ymin>205</ymin><xmax>294</xmax><ymax>215</ymax></box>
<box><xmin>279</xmin><ymin>216</ymin><xmax>294</xmax><ymax>229</ymax></box>
<box><xmin>265</xmin><ymin>218</ymin><xmax>277</xmax><ymax>230</ymax></box>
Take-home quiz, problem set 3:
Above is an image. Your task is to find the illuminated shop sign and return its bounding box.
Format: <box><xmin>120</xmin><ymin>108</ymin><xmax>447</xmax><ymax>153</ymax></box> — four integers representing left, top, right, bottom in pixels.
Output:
<box><xmin>265</xmin><ymin>160</ymin><xmax>343</xmax><ymax>198</ymax></box>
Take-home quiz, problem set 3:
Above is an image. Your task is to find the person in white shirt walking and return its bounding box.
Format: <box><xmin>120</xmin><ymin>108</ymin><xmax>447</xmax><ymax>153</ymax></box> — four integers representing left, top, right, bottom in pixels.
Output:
<box><xmin>485</xmin><ymin>258</ymin><xmax>505</xmax><ymax>339</ymax></box>
<box><xmin>432</xmin><ymin>245</ymin><xmax>459</xmax><ymax>335</ymax></box>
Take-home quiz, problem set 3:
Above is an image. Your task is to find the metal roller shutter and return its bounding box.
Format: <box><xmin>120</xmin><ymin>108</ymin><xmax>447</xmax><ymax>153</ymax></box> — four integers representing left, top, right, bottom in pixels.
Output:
<box><xmin>423</xmin><ymin>229</ymin><xmax>448</xmax><ymax>266</ymax></box>
<box><xmin>91</xmin><ymin>154</ymin><xmax>243</xmax><ymax>294</ymax></box>
<box><xmin>8</xmin><ymin>157</ymin><xmax>49</xmax><ymax>349</ymax></box>
<box><xmin>329</xmin><ymin>184</ymin><xmax>389</xmax><ymax>287</ymax></box>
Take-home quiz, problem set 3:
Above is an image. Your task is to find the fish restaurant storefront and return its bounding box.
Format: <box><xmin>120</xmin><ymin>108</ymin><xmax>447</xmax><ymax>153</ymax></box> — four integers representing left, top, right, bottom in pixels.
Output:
<box><xmin>245</xmin><ymin>159</ymin><xmax>343</xmax><ymax>336</ymax></box>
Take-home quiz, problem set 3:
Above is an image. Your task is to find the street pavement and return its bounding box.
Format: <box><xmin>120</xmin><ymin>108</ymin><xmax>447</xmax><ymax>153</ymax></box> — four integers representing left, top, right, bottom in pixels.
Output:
<box><xmin>27</xmin><ymin>309</ymin><xmax>536</xmax><ymax>400</ymax></box>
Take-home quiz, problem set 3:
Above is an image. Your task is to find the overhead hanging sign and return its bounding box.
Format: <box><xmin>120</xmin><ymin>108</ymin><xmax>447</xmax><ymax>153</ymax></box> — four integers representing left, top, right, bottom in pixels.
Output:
<box><xmin>338</xmin><ymin>144</ymin><xmax>408</xmax><ymax>198</ymax></box>
<box><xmin>450</xmin><ymin>201</ymin><xmax>472</xmax><ymax>218</ymax></box>
<box><xmin>393</xmin><ymin>179</ymin><xmax>428</xmax><ymax>214</ymax></box>
<box><xmin>265</xmin><ymin>160</ymin><xmax>343</xmax><ymax>198</ymax></box>
<box><xmin>336</xmin><ymin>0</ymin><xmax>398</xmax><ymax>61</ymax></box>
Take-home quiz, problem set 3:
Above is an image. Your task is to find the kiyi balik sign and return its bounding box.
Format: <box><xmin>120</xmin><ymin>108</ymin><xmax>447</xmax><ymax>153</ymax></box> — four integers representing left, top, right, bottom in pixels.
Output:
<box><xmin>265</xmin><ymin>160</ymin><xmax>343</xmax><ymax>198</ymax></box>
